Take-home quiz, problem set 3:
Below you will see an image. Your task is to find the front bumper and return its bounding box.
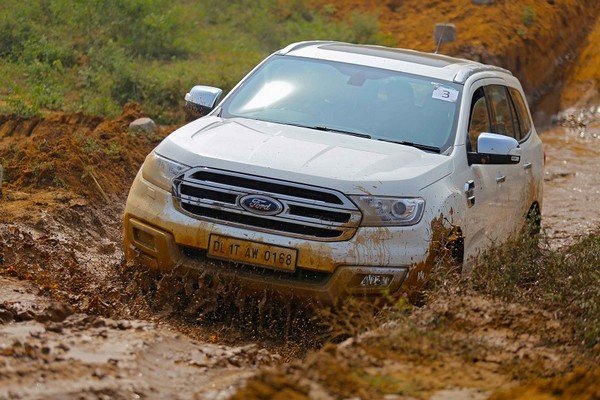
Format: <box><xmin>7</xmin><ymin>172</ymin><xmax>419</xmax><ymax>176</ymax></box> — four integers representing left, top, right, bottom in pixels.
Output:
<box><xmin>124</xmin><ymin>175</ymin><xmax>433</xmax><ymax>301</ymax></box>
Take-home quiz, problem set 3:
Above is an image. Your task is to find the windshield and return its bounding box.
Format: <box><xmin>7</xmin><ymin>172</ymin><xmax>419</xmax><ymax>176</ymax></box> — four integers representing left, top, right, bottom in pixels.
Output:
<box><xmin>221</xmin><ymin>55</ymin><xmax>462</xmax><ymax>153</ymax></box>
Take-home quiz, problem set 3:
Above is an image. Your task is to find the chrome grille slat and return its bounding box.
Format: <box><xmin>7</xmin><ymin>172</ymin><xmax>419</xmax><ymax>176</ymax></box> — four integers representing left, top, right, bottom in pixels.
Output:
<box><xmin>189</xmin><ymin>169</ymin><xmax>357</xmax><ymax>208</ymax></box>
<box><xmin>176</xmin><ymin>178</ymin><xmax>354</xmax><ymax>210</ymax></box>
<box><xmin>177</xmin><ymin>194</ymin><xmax>239</xmax><ymax>210</ymax></box>
<box><xmin>173</xmin><ymin>178</ymin><xmax>246</xmax><ymax>197</ymax></box>
<box><xmin>173</xmin><ymin>167</ymin><xmax>362</xmax><ymax>241</ymax></box>
<box><xmin>177</xmin><ymin>199</ymin><xmax>352</xmax><ymax>228</ymax></box>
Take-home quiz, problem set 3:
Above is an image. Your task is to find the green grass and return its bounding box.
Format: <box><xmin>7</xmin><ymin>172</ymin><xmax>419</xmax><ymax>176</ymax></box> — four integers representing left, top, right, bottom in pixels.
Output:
<box><xmin>0</xmin><ymin>0</ymin><xmax>388</xmax><ymax>122</ymax></box>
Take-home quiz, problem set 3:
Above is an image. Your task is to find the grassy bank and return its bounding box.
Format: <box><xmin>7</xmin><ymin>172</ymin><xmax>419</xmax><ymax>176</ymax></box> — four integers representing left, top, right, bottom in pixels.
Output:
<box><xmin>0</xmin><ymin>0</ymin><xmax>384</xmax><ymax>122</ymax></box>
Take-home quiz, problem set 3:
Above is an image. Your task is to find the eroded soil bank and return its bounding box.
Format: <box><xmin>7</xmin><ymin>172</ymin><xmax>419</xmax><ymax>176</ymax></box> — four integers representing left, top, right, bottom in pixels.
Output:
<box><xmin>313</xmin><ymin>0</ymin><xmax>600</xmax><ymax>122</ymax></box>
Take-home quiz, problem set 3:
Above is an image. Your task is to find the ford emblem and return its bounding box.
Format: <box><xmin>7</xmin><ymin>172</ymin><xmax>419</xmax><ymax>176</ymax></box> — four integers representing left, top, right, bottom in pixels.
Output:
<box><xmin>239</xmin><ymin>194</ymin><xmax>284</xmax><ymax>216</ymax></box>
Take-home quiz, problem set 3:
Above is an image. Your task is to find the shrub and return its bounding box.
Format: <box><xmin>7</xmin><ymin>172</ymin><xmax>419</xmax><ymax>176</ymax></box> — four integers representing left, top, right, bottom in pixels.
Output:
<box><xmin>522</xmin><ymin>6</ymin><xmax>536</xmax><ymax>27</ymax></box>
<box><xmin>0</xmin><ymin>0</ymin><xmax>388</xmax><ymax>121</ymax></box>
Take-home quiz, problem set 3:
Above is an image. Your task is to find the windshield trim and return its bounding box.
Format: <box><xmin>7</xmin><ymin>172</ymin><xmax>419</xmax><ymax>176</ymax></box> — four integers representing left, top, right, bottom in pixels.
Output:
<box><xmin>219</xmin><ymin>54</ymin><xmax>462</xmax><ymax>154</ymax></box>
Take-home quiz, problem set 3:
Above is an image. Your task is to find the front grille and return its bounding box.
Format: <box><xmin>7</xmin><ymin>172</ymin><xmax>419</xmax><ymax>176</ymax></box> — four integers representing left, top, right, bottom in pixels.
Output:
<box><xmin>190</xmin><ymin>170</ymin><xmax>343</xmax><ymax>204</ymax></box>
<box><xmin>173</xmin><ymin>167</ymin><xmax>362</xmax><ymax>241</ymax></box>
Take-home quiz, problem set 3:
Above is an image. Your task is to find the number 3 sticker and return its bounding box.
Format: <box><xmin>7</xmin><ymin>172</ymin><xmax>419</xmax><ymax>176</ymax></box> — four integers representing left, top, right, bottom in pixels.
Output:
<box><xmin>432</xmin><ymin>85</ymin><xmax>459</xmax><ymax>103</ymax></box>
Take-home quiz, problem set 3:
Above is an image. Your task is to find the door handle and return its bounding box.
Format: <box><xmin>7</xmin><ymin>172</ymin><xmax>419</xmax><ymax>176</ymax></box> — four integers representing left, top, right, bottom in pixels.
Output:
<box><xmin>524</xmin><ymin>162</ymin><xmax>532</xmax><ymax>170</ymax></box>
<box><xmin>496</xmin><ymin>175</ymin><xmax>506</xmax><ymax>183</ymax></box>
<box><xmin>464</xmin><ymin>180</ymin><xmax>475</xmax><ymax>207</ymax></box>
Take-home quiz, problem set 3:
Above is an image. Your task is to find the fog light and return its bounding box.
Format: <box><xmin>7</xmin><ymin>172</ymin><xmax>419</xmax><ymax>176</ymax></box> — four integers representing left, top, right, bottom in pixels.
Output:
<box><xmin>133</xmin><ymin>227</ymin><xmax>156</xmax><ymax>251</ymax></box>
<box><xmin>360</xmin><ymin>274</ymin><xmax>392</xmax><ymax>287</ymax></box>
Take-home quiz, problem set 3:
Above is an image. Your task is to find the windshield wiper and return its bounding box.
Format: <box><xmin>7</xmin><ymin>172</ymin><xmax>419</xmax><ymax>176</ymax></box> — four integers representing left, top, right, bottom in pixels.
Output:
<box><xmin>377</xmin><ymin>138</ymin><xmax>441</xmax><ymax>153</ymax></box>
<box><xmin>310</xmin><ymin>126</ymin><xmax>372</xmax><ymax>139</ymax></box>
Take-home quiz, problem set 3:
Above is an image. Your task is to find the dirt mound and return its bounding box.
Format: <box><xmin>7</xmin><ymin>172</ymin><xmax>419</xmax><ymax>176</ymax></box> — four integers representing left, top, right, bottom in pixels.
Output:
<box><xmin>0</xmin><ymin>106</ymin><xmax>171</xmax><ymax>318</ymax></box>
<box><xmin>489</xmin><ymin>367</ymin><xmax>600</xmax><ymax>400</ymax></box>
<box><xmin>314</xmin><ymin>0</ymin><xmax>599</xmax><ymax>119</ymax></box>
<box><xmin>560</xmin><ymin>14</ymin><xmax>600</xmax><ymax>108</ymax></box>
<box><xmin>0</xmin><ymin>104</ymin><xmax>166</xmax><ymax>200</ymax></box>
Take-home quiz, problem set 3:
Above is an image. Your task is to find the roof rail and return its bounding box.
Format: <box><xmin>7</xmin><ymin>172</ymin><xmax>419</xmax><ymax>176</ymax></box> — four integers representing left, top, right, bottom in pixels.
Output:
<box><xmin>453</xmin><ymin>64</ymin><xmax>513</xmax><ymax>83</ymax></box>
<box><xmin>277</xmin><ymin>41</ymin><xmax>339</xmax><ymax>55</ymax></box>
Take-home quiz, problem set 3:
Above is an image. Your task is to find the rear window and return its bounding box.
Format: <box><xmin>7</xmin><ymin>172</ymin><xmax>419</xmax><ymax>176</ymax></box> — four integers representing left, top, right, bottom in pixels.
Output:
<box><xmin>508</xmin><ymin>87</ymin><xmax>532</xmax><ymax>140</ymax></box>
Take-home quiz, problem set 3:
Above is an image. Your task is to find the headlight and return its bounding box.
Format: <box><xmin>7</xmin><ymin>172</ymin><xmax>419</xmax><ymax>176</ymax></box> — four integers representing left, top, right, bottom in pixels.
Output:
<box><xmin>351</xmin><ymin>196</ymin><xmax>425</xmax><ymax>226</ymax></box>
<box><xmin>141</xmin><ymin>152</ymin><xmax>189</xmax><ymax>191</ymax></box>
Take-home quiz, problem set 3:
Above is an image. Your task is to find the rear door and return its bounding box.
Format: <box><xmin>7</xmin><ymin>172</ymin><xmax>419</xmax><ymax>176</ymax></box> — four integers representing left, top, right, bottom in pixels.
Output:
<box><xmin>508</xmin><ymin>86</ymin><xmax>542</xmax><ymax>226</ymax></box>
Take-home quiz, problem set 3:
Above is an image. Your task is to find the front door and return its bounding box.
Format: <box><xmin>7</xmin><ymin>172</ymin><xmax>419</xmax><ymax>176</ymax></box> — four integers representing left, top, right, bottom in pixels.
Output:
<box><xmin>461</xmin><ymin>81</ymin><xmax>526</xmax><ymax>261</ymax></box>
<box><xmin>485</xmin><ymin>84</ymin><xmax>527</xmax><ymax>238</ymax></box>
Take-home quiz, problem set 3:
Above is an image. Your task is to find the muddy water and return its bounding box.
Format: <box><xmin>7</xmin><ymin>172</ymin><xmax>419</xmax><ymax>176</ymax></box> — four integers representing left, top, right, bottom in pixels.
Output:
<box><xmin>540</xmin><ymin>111</ymin><xmax>600</xmax><ymax>246</ymax></box>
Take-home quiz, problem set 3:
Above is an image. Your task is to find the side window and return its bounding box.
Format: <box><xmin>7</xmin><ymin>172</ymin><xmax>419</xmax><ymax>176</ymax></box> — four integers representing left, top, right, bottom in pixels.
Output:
<box><xmin>507</xmin><ymin>94</ymin><xmax>522</xmax><ymax>140</ymax></box>
<box><xmin>486</xmin><ymin>85</ymin><xmax>517</xmax><ymax>139</ymax></box>
<box><xmin>467</xmin><ymin>87</ymin><xmax>490</xmax><ymax>152</ymax></box>
<box><xmin>508</xmin><ymin>87</ymin><xmax>532</xmax><ymax>140</ymax></box>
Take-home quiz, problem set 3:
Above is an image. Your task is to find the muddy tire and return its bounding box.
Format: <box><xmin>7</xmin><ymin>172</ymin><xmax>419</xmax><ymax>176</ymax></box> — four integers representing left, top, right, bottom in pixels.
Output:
<box><xmin>526</xmin><ymin>203</ymin><xmax>542</xmax><ymax>237</ymax></box>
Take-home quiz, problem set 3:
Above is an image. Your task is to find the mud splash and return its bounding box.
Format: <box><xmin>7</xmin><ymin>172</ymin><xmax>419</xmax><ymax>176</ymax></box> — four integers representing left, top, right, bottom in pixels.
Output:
<box><xmin>121</xmin><ymin>261</ymin><xmax>333</xmax><ymax>351</ymax></box>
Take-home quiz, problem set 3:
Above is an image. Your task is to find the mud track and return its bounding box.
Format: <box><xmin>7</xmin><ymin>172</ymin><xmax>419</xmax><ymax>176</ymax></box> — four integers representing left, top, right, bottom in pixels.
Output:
<box><xmin>0</xmin><ymin>107</ymin><xmax>598</xmax><ymax>399</ymax></box>
<box><xmin>0</xmin><ymin>94</ymin><xmax>599</xmax><ymax>400</ymax></box>
<box><xmin>542</xmin><ymin>107</ymin><xmax>600</xmax><ymax>247</ymax></box>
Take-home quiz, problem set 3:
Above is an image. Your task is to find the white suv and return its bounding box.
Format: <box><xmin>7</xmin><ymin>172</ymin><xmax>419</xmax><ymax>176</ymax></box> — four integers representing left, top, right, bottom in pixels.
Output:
<box><xmin>124</xmin><ymin>41</ymin><xmax>543</xmax><ymax>301</ymax></box>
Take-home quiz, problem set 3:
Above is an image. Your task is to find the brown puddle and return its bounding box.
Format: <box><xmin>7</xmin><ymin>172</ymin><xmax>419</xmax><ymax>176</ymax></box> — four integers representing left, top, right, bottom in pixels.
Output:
<box><xmin>540</xmin><ymin>109</ymin><xmax>600</xmax><ymax>247</ymax></box>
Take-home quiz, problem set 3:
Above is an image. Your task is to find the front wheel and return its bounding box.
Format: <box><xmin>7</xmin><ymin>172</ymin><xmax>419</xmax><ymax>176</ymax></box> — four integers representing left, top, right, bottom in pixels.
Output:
<box><xmin>525</xmin><ymin>203</ymin><xmax>542</xmax><ymax>237</ymax></box>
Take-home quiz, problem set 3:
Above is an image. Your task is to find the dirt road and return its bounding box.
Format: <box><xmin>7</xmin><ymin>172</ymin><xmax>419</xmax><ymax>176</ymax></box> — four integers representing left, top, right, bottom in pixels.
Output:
<box><xmin>0</xmin><ymin>277</ymin><xmax>277</xmax><ymax>400</ymax></box>
<box><xmin>0</xmin><ymin>106</ymin><xmax>598</xmax><ymax>399</ymax></box>
<box><xmin>541</xmin><ymin>106</ymin><xmax>600</xmax><ymax>246</ymax></box>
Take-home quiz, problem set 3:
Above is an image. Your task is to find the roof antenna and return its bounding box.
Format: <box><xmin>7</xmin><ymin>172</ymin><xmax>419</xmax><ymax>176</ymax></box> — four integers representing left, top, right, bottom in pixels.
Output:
<box><xmin>435</xmin><ymin>25</ymin><xmax>446</xmax><ymax>54</ymax></box>
<box><xmin>434</xmin><ymin>23</ymin><xmax>456</xmax><ymax>54</ymax></box>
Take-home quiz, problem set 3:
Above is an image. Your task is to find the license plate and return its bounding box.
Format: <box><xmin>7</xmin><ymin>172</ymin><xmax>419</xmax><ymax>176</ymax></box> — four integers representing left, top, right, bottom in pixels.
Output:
<box><xmin>207</xmin><ymin>235</ymin><xmax>297</xmax><ymax>272</ymax></box>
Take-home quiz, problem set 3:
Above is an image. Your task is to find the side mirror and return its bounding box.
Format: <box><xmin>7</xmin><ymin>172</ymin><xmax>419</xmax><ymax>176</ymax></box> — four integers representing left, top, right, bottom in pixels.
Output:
<box><xmin>468</xmin><ymin>132</ymin><xmax>521</xmax><ymax>165</ymax></box>
<box><xmin>184</xmin><ymin>85</ymin><xmax>223</xmax><ymax>118</ymax></box>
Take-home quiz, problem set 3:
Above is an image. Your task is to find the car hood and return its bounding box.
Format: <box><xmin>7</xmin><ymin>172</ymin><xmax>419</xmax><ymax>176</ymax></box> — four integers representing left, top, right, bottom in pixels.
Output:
<box><xmin>155</xmin><ymin>117</ymin><xmax>454</xmax><ymax>196</ymax></box>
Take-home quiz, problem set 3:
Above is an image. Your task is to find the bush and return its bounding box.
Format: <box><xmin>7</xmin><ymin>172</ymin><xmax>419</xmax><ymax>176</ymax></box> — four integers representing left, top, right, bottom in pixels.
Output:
<box><xmin>0</xmin><ymin>0</ymin><xmax>388</xmax><ymax>121</ymax></box>
<box><xmin>522</xmin><ymin>6</ymin><xmax>536</xmax><ymax>27</ymax></box>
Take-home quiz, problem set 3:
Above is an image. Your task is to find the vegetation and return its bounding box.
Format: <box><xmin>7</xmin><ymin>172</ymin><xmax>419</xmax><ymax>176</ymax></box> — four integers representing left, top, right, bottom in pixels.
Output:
<box><xmin>321</xmin><ymin>226</ymin><xmax>600</xmax><ymax>348</ymax></box>
<box><xmin>0</xmin><ymin>0</ymin><xmax>387</xmax><ymax>122</ymax></box>
<box><xmin>470</xmin><ymin>230</ymin><xmax>600</xmax><ymax>348</ymax></box>
<box><xmin>522</xmin><ymin>5</ymin><xmax>536</xmax><ymax>27</ymax></box>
